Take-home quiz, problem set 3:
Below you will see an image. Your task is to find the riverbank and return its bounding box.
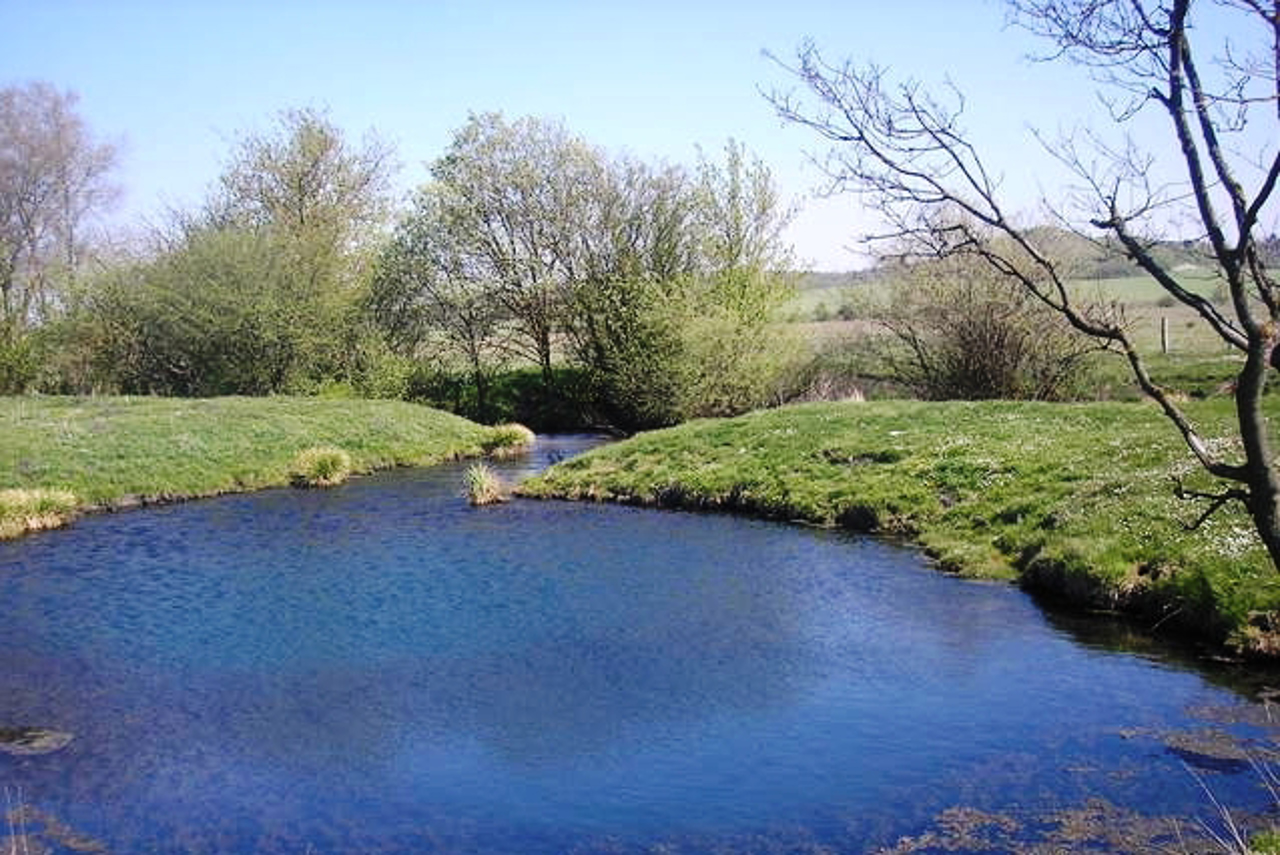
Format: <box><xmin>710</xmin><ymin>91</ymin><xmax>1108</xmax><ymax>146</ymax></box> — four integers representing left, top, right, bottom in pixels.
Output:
<box><xmin>0</xmin><ymin>395</ymin><xmax>525</xmax><ymax>538</ymax></box>
<box><xmin>519</xmin><ymin>399</ymin><xmax>1280</xmax><ymax>656</ymax></box>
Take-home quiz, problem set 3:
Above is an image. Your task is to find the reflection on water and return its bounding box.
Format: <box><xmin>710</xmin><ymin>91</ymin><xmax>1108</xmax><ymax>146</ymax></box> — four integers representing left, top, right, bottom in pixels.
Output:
<box><xmin>1</xmin><ymin>435</ymin><xmax>1278</xmax><ymax>853</ymax></box>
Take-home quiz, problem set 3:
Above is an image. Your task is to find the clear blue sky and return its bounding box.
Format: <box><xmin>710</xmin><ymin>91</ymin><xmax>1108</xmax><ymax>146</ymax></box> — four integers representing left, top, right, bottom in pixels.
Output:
<box><xmin>1</xmin><ymin>0</ymin><xmax>1191</xmax><ymax>270</ymax></box>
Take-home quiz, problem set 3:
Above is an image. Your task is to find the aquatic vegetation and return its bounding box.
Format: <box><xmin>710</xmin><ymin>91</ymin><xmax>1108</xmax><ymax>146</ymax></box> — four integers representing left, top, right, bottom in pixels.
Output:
<box><xmin>290</xmin><ymin>446</ymin><xmax>353</xmax><ymax>488</ymax></box>
<box><xmin>0</xmin><ymin>488</ymin><xmax>78</xmax><ymax>539</ymax></box>
<box><xmin>464</xmin><ymin>462</ymin><xmax>507</xmax><ymax>505</ymax></box>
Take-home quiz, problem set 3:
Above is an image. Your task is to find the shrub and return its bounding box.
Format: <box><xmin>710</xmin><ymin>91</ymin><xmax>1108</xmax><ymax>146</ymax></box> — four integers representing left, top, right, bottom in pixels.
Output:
<box><xmin>290</xmin><ymin>446</ymin><xmax>353</xmax><ymax>488</ymax></box>
<box><xmin>464</xmin><ymin>462</ymin><xmax>507</xmax><ymax>506</ymax></box>
<box><xmin>865</xmin><ymin>255</ymin><xmax>1100</xmax><ymax>400</ymax></box>
<box><xmin>0</xmin><ymin>488</ymin><xmax>79</xmax><ymax>539</ymax></box>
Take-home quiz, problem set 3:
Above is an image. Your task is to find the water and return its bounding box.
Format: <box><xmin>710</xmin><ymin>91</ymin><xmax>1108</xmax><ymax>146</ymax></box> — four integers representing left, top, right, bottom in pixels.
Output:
<box><xmin>1</xmin><ymin>435</ymin><xmax>1277</xmax><ymax>853</ymax></box>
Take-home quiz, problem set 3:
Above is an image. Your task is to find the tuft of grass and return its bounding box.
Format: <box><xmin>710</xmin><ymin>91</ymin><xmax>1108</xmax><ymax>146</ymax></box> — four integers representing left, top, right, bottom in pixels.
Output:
<box><xmin>290</xmin><ymin>446</ymin><xmax>353</xmax><ymax>488</ymax></box>
<box><xmin>520</xmin><ymin>398</ymin><xmax>1280</xmax><ymax>655</ymax></box>
<box><xmin>464</xmin><ymin>462</ymin><xmax>508</xmax><ymax>506</ymax></box>
<box><xmin>0</xmin><ymin>488</ymin><xmax>78</xmax><ymax>540</ymax></box>
<box><xmin>482</xmin><ymin>422</ymin><xmax>537</xmax><ymax>459</ymax></box>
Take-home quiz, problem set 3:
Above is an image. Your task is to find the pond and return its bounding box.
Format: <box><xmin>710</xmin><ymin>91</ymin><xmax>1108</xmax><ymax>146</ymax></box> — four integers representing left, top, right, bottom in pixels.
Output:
<box><xmin>1</xmin><ymin>435</ymin><xmax>1279</xmax><ymax>853</ymax></box>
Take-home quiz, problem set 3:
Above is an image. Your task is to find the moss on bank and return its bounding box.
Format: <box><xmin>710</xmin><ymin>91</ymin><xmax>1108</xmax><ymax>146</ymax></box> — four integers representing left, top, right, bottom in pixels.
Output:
<box><xmin>0</xmin><ymin>395</ymin><xmax>521</xmax><ymax>537</ymax></box>
<box><xmin>519</xmin><ymin>399</ymin><xmax>1280</xmax><ymax>656</ymax></box>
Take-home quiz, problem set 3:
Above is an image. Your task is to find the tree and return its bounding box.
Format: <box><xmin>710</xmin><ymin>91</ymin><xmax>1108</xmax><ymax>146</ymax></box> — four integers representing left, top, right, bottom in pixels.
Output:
<box><xmin>427</xmin><ymin>112</ymin><xmax>608</xmax><ymax>387</ymax></box>
<box><xmin>564</xmin><ymin>141</ymin><xmax>799</xmax><ymax>428</ymax></box>
<box><xmin>213</xmin><ymin>107</ymin><xmax>392</xmax><ymax>240</ymax></box>
<box><xmin>0</xmin><ymin>82</ymin><xmax>118</xmax><ymax>389</ymax></box>
<box><xmin>767</xmin><ymin>1</ymin><xmax>1280</xmax><ymax>567</ymax></box>
<box><xmin>370</xmin><ymin>187</ymin><xmax>508</xmax><ymax>418</ymax></box>
<box><xmin>77</xmin><ymin>108</ymin><xmax>397</xmax><ymax>397</ymax></box>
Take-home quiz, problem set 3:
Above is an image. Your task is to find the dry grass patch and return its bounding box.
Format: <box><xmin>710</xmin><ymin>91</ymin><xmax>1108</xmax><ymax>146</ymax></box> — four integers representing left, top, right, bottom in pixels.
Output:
<box><xmin>464</xmin><ymin>462</ymin><xmax>508</xmax><ymax>506</ymax></box>
<box><xmin>0</xmin><ymin>488</ymin><xmax>79</xmax><ymax>539</ymax></box>
<box><xmin>483</xmin><ymin>422</ymin><xmax>536</xmax><ymax>459</ymax></box>
<box><xmin>290</xmin><ymin>446</ymin><xmax>354</xmax><ymax>488</ymax></box>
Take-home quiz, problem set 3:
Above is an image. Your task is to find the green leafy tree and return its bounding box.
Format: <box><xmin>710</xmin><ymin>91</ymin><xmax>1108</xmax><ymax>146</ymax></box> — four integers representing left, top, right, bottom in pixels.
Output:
<box><xmin>370</xmin><ymin>187</ymin><xmax>508</xmax><ymax>418</ymax></box>
<box><xmin>78</xmin><ymin>108</ymin><xmax>394</xmax><ymax>396</ymax></box>
<box><xmin>427</xmin><ymin>112</ymin><xmax>606</xmax><ymax>388</ymax></box>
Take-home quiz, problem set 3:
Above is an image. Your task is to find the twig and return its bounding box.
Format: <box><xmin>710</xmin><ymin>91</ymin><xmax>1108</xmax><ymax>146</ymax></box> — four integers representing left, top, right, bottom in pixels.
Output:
<box><xmin>1173</xmin><ymin>477</ymin><xmax>1250</xmax><ymax>530</ymax></box>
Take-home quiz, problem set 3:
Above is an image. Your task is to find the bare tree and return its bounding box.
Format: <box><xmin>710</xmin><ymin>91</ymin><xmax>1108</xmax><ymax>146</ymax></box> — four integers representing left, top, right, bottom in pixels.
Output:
<box><xmin>0</xmin><ymin>81</ymin><xmax>118</xmax><ymax>341</ymax></box>
<box><xmin>766</xmin><ymin>0</ymin><xmax>1280</xmax><ymax>568</ymax></box>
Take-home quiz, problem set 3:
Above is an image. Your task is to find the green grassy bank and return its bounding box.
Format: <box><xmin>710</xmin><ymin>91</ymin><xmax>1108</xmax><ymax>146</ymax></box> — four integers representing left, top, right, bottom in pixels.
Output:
<box><xmin>520</xmin><ymin>399</ymin><xmax>1280</xmax><ymax>656</ymax></box>
<box><xmin>0</xmin><ymin>396</ymin><xmax>522</xmax><ymax>536</ymax></box>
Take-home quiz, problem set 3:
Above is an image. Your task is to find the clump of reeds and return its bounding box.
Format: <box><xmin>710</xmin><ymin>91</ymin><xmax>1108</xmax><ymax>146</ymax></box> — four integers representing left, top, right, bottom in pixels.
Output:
<box><xmin>482</xmin><ymin>423</ymin><xmax>536</xmax><ymax>459</ymax></box>
<box><xmin>464</xmin><ymin>462</ymin><xmax>508</xmax><ymax>506</ymax></box>
<box><xmin>289</xmin><ymin>446</ymin><xmax>353</xmax><ymax>488</ymax></box>
<box><xmin>0</xmin><ymin>488</ymin><xmax>79</xmax><ymax>540</ymax></box>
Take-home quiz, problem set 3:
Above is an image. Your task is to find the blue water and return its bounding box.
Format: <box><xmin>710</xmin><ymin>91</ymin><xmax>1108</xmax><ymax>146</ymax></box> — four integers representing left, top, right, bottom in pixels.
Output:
<box><xmin>0</xmin><ymin>436</ymin><xmax>1277</xmax><ymax>852</ymax></box>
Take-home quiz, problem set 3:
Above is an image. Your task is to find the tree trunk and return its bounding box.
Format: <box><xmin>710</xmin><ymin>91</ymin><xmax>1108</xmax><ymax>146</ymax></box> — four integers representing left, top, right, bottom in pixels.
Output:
<box><xmin>1238</xmin><ymin>342</ymin><xmax>1280</xmax><ymax>567</ymax></box>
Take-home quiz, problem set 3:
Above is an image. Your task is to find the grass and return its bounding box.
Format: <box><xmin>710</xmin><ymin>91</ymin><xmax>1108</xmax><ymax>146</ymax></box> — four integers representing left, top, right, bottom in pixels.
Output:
<box><xmin>0</xmin><ymin>395</ymin><xmax>522</xmax><ymax>534</ymax></box>
<box><xmin>289</xmin><ymin>446</ymin><xmax>353</xmax><ymax>488</ymax></box>
<box><xmin>482</xmin><ymin>422</ymin><xmax>537</xmax><ymax>458</ymax></box>
<box><xmin>519</xmin><ymin>398</ymin><xmax>1280</xmax><ymax>654</ymax></box>
<box><xmin>464</xmin><ymin>461</ymin><xmax>507</xmax><ymax>505</ymax></box>
<box><xmin>0</xmin><ymin>488</ymin><xmax>79</xmax><ymax>540</ymax></box>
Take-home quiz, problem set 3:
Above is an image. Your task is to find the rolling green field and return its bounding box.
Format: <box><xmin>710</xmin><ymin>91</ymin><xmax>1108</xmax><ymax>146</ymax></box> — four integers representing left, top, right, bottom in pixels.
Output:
<box><xmin>521</xmin><ymin>398</ymin><xmax>1280</xmax><ymax>655</ymax></box>
<box><xmin>0</xmin><ymin>396</ymin><xmax>518</xmax><ymax>535</ymax></box>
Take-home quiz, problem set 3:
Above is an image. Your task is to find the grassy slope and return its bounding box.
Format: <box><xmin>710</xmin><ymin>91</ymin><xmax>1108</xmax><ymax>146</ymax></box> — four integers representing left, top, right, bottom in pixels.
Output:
<box><xmin>520</xmin><ymin>399</ymin><xmax>1280</xmax><ymax>654</ymax></box>
<box><xmin>0</xmin><ymin>396</ymin><xmax>503</xmax><ymax>511</ymax></box>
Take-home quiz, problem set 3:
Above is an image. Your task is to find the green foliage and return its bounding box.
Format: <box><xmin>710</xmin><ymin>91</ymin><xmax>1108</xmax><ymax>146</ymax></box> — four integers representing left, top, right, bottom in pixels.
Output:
<box><xmin>403</xmin><ymin>365</ymin><xmax>597</xmax><ymax>431</ymax></box>
<box><xmin>36</xmin><ymin>107</ymin><xmax>397</xmax><ymax>399</ymax></box>
<box><xmin>1250</xmin><ymin>829</ymin><xmax>1280</xmax><ymax>854</ymax></box>
<box><xmin>0</xmin><ymin>332</ymin><xmax>40</xmax><ymax>394</ymax></box>
<box><xmin>74</xmin><ymin>223</ymin><xmax>388</xmax><ymax>396</ymax></box>
<box><xmin>522</xmin><ymin>398</ymin><xmax>1280</xmax><ymax>652</ymax></box>
<box><xmin>371</xmin><ymin>116</ymin><xmax>799</xmax><ymax>431</ymax></box>
<box><xmin>290</xmin><ymin>446</ymin><xmax>353</xmax><ymax>488</ymax></box>
<box><xmin>0</xmin><ymin>396</ymin><xmax>494</xmax><ymax>508</ymax></box>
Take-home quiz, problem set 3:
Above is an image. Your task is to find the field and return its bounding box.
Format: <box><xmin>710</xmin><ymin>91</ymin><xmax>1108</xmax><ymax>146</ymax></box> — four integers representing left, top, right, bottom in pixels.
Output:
<box><xmin>0</xmin><ymin>396</ymin><xmax>519</xmax><ymax>535</ymax></box>
<box><xmin>789</xmin><ymin>262</ymin><xmax>1245</xmax><ymax>398</ymax></box>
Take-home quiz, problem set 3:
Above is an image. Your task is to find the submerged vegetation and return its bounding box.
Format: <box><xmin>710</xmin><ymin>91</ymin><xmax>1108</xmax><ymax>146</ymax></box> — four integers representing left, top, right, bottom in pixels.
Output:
<box><xmin>521</xmin><ymin>398</ymin><xmax>1280</xmax><ymax>654</ymax></box>
<box><xmin>0</xmin><ymin>396</ymin><xmax>525</xmax><ymax>535</ymax></box>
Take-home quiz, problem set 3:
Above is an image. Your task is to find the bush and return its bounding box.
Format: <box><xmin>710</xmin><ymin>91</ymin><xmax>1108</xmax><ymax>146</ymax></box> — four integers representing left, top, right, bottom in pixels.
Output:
<box><xmin>864</xmin><ymin>255</ymin><xmax>1100</xmax><ymax>400</ymax></box>
<box><xmin>290</xmin><ymin>446</ymin><xmax>353</xmax><ymax>488</ymax></box>
<box><xmin>0</xmin><ymin>334</ymin><xmax>40</xmax><ymax>394</ymax></box>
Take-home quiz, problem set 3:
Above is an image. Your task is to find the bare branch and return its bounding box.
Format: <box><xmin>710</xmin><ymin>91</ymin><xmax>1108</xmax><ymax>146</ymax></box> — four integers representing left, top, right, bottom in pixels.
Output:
<box><xmin>1174</xmin><ymin>477</ymin><xmax>1252</xmax><ymax>529</ymax></box>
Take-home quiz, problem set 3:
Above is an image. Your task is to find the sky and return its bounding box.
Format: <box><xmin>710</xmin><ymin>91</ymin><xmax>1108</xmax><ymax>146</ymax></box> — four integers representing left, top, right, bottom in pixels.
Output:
<box><xmin>0</xmin><ymin>0</ymin><xmax>1228</xmax><ymax>270</ymax></box>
